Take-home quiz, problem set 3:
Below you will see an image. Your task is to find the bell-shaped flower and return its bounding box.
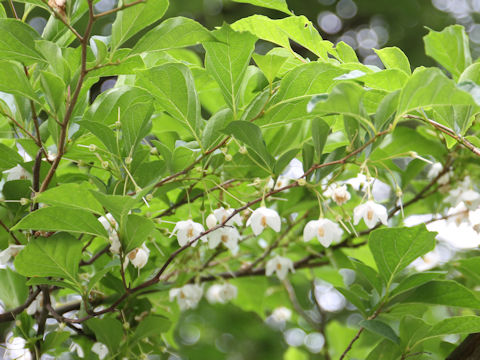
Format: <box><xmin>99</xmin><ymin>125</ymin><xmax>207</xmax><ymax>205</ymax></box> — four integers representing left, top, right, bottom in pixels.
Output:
<box><xmin>91</xmin><ymin>342</ymin><xmax>108</xmax><ymax>360</ymax></box>
<box><xmin>459</xmin><ymin>190</ymin><xmax>480</xmax><ymax>210</ymax></box>
<box><xmin>98</xmin><ymin>213</ymin><xmax>121</xmax><ymax>254</ymax></box>
<box><xmin>303</xmin><ymin>219</ymin><xmax>343</xmax><ymax>248</ymax></box>
<box><xmin>268</xmin><ymin>176</ymin><xmax>291</xmax><ymax>190</ymax></box>
<box><xmin>171</xmin><ymin>220</ymin><xmax>205</xmax><ymax>247</ymax></box>
<box><xmin>353</xmin><ymin>200</ymin><xmax>388</xmax><ymax>229</ymax></box>
<box><xmin>208</xmin><ymin>226</ymin><xmax>240</xmax><ymax>255</ymax></box>
<box><xmin>271</xmin><ymin>307</ymin><xmax>292</xmax><ymax>322</ymax></box>
<box><xmin>0</xmin><ymin>245</ymin><xmax>24</xmax><ymax>265</ymax></box>
<box><xmin>127</xmin><ymin>243</ymin><xmax>150</xmax><ymax>269</ymax></box>
<box><xmin>4</xmin><ymin>336</ymin><xmax>31</xmax><ymax>360</ymax></box>
<box><xmin>206</xmin><ymin>283</ymin><xmax>238</xmax><ymax>304</ymax></box>
<box><xmin>5</xmin><ymin>165</ymin><xmax>31</xmax><ymax>182</ymax></box>
<box><xmin>247</xmin><ymin>207</ymin><xmax>281</xmax><ymax>236</ymax></box>
<box><xmin>324</xmin><ymin>184</ymin><xmax>351</xmax><ymax>206</ymax></box>
<box><xmin>208</xmin><ymin>207</ymin><xmax>242</xmax><ymax>228</ymax></box>
<box><xmin>266</xmin><ymin>255</ymin><xmax>295</xmax><ymax>280</ymax></box>
<box><xmin>169</xmin><ymin>284</ymin><xmax>203</xmax><ymax>310</ymax></box>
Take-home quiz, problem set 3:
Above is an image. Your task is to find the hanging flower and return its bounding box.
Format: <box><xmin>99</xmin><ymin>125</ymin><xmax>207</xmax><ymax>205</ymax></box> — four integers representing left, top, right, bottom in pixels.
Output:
<box><xmin>303</xmin><ymin>219</ymin><xmax>343</xmax><ymax>248</ymax></box>
<box><xmin>0</xmin><ymin>245</ymin><xmax>24</xmax><ymax>265</ymax></box>
<box><xmin>207</xmin><ymin>207</ymin><xmax>242</xmax><ymax>228</ymax></box>
<box><xmin>324</xmin><ymin>184</ymin><xmax>351</xmax><ymax>206</ymax></box>
<box><xmin>91</xmin><ymin>342</ymin><xmax>109</xmax><ymax>360</ymax></box>
<box><xmin>169</xmin><ymin>284</ymin><xmax>203</xmax><ymax>310</ymax></box>
<box><xmin>247</xmin><ymin>207</ymin><xmax>281</xmax><ymax>236</ymax></box>
<box><xmin>207</xmin><ymin>227</ymin><xmax>240</xmax><ymax>255</ymax></box>
<box><xmin>171</xmin><ymin>220</ymin><xmax>205</xmax><ymax>247</ymax></box>
<box><xmin>126</xmin><ymin>243</ymin><xmax>150</xmax><ymax>269</ymax></box>
<box><xmin>5</xmin><ymin>165</ymin><xmax>31</xmax><ymax>182</ymax></box>
<box><xmin>271</xmin><ymin>307</ymin><xmax>292</xmax><ymax>322</ymax></box>
<box><xmin>98</xmin><ymin>213</ymin><xmax>121</xmax><ymax>254</ymax></box>
<box><xmin>206</xmin><ymin>283</ymin><xmax>238</xmax><ymax>304</ymax></box>
<box><xmin>353</xmin><ymin>200</ymin><xmax>388</xmax><ymax>229</ymax></box>
<box><xmin>4</xmin><ymin>336</ymin><xmax>31</xmax><ymax>360</ymax></box>
<box><xmin>266</xmin><ymin>255</ymin><xmax>295</xmax><ymax>280</ymax></box>
<box><xmin>268</xmin><ymin>176</ymin><xmax>291</xmax><ymax>190</ymax></box>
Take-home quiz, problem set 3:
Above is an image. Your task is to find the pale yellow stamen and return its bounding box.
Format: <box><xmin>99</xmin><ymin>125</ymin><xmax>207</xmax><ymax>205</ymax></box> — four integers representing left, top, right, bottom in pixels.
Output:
<box><xmin>261</xmin><ymin>216</ymin><xmax>267</xmax><ymax>227</ymax></box>
<box><xmin>318</xmin><ymin>226</ymin><xmax>325</xmax><ymax>237</ymax></box>
<box><xmin>367</xmin><ymin>209</ymin><xmax>374</xmax><ymax>220</ymax></box>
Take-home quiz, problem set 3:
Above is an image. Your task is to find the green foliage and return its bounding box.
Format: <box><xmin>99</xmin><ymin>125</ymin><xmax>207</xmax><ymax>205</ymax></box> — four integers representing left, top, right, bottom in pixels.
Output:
<box><xmin>0</xmin><ymin>0</ymin><xmax>479</xmax><ymax>358</ymax></box>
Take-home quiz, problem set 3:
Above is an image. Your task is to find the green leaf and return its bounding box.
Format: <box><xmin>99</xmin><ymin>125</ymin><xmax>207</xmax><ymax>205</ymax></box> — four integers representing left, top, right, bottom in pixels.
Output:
<box><xmin>311</xmin><ymin>118</ymin><xmax>330</xmax><ymax>161</ymax></box>
<box><xmin>42</xmin><ymin>331</ymin><xmax>70</xmax><ymax>354</ymax></box>
<box><xmin>90</xmin><ymin>192</ymin><xmax>138</xmax><ymax>225</ymax></box>
<box><xmin>0</xmin><ymin>144</ymin><xmax>23</xmax><ymax>171</ymax></box>
<box><xmin>87</xmin><ymin>260</ymin><xmax>120</xmax><ymax>294</ymax></box>
<box><xmin>366</xmin><ymin>339</ymin><xmax>401</xmax><ymax>360</ymax></box>
<box><xmin>78</xmin><ymin>120</ymin><xmax>118</xmax><ymax>154</ymax></box>
<box><xmin>0</xmin><ymin>19</ymin><xmax>45</xmax><ymax>64</ymax></box>
<box><xmin>403</xmin><ymin>280</ymin><xmax>480</xmax><ymax>308</ymax></box>
<box><xmin>137</xmin><ymin>63</ymin><xmax>202</xmax><ymax>142</ymax></box>
<box><xmin>203</xmin><ymin>24</ymin><xmax>257</xmax><ymax>116</ymax></box>
<box><xmin>273</xmin><ymin>148</ymin><xmax>299</xmax><ymax>176</ymax></box>
<box><xmin>0</xmin><ymin>61</ymin><xmax>38</xmax><ymax>102</ymax></box>
<box><xmin>374</xmin><ymin>90</ymin><xmax>400</xmax><ymax>131</ymax></box>
<box><xmin>0</xmin><ymin>3</ymin><xmax>5</xmax><ymax>18</ymax></box>
<box><xmin>0</xmin><ymin>268</ymin><xmax>28</xmax><ymax>309</ymax></box>
<box><xmin>374</xmin><ymin>47</ymin><xmax>411</xmax><ymax>75</ymax></box>
<box><xmin>26</xmin><ymin>277</ymin><xmax>79</xmax><ymax>292</ymax></box>
<box><xmin>39</xmin><ymin>70</ymin><xmax>65</xmax><ymax>115</ymax></box>
<box><xmin>232</xmin><ymin>15</ymin><xmax>333</xmax><ymax>60</ymax></box>
<box><xmin>36</xmin><ymin>183</ymin><xmax>104</xmax><ymax>215</ymax></box>
<box><xmin>133</xmin><ymin>17</ymin><xmax>214</xmax><ymax>54</ymax></box>
<box><xmin>360</xmin><ymin>319</ymin><xmax>400</xmax><ymax>344</ymax></box>
<box><xmin>14</xmin><ymin>233</ymin><xmax>82</xmax><ymax>284</ymax></box>
<box><xmin>427</xmin><ymin>316</ymin><xmax>480</xmax><ymax>339</ymax></box>
<box><xmin>86</xmin><ymin>317</ymin><xmax>123</xmax><ymax>352</ymax></box>
<box><xmin>265</xmin><ymin>62</ymin><xmax>345</xmax><ymax>125</ymax></box>
<box><xmin>120</xmin><ymin>101</ymin><xmax>153</xmax><ymax>153</ymax></box>
<box><xmin>368</xmin><ymin>224</ymin><xmax>436</xmax><ymax>286</ymax></box>
<box><xmin>424</xmin><ymin>25</ymin><xmax>471</xmax><ymax>81</ymax></box>
<box><xmin>232</xmin><ymin>0</ymin><xmax>291</xmax><ymax>14</ymax></box>
<box><xmin>12</xmin><ymin>207</ymin><xmax>108</xmax><ymax>238</ymax></box>
<box><xmin>223</xmin><ymin>121</ymin><xmax>273</xmax><ymax>168</ymax></box>
<box><xmin>336</xmin><ymin>41</ymin><xmax>358</xmax><ymax>63</ymax></box>
<box><xmin>122</xmin><ymin>214</ymin><xmax>155</xmax><ymax>252</ymax></box>
<box><xmin>252</xmin><ymin>53</ymin><xmax>288</xmax><ymax>84</ymax></box>
<box><xmin>111</xmin><ymin>0</ymin><xmax>169</xmax><ymax>49</ymax></box>
<box><xmin>131</xmin><ymin>315</ymin><xmax>172</xmax><ymax>343</ymax></box>
<box><xmin>390</xmin><ymin>272</ymin><xmax>446</xmax><ymax>297</ymax></box>
<box><xmin>202</xmin><ymin>108</ymin><xmax>233</xmax><ymax>150</ymax></box>
<box><xmin>456</xmin><ymin>256</ymin><xmax>480</xmax><ymax>283</ymax></box>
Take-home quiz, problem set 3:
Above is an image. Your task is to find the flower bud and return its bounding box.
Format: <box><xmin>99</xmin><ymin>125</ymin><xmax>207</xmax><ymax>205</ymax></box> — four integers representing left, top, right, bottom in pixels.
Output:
<box><xmin>88</xmin><ymin>144</ymin><xmax>97</xmax><ymax>152</ymax></box>
<box><xmin>115</xmin><ymin>121</ymin><xmax>121</xmax><ymax>129</ymax></box>
<box><xmin>125</xmin><ymin>156</ymin><xmax>132</xmax><ymax>165</ymax></box>
<box><xmin>101</xmin><ymin>161</ymin><xmax>109</xmax><ymax>169</ymax></box>
<box><xmin>20</xmin><ymin>198</ymin><xmax>29</xmax><ymax>206</ymax></box>
<box><xmin>150</xmin><ymin>147</ymin><xmax>158</xmax><ymax>155</ymax></box>
<box><xmin>225</xmin><ymin>154</ymin><xmax>233</xmax><ymax>161</ymax></box>
<box><xmin>239</xmin><ymin>146</ymin><xmax>247</xmax><ymax>154</ymax></box>
<box><xmin>146</xmin><ymin>193</ymin><xmax>153</xmax><ymax>201</ymax></box>
<box><xmin>297</xmin><ymin>178</ymin><xmax>307</xmax><ymax>186</ymax></box>
<box><xmin>206</xmin><ymin>213</ymin><xmax>217</xmax><ymax>229</ymax></box>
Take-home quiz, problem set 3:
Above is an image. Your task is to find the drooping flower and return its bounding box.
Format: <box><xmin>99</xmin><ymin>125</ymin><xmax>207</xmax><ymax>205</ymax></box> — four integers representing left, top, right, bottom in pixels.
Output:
<box><xmin>353</xmin><ymin>200</ymin><xmax>388</xmax><ymax>229</ymax></box>
<box><xmin>0</xmin><ymin>245</ymin><xmax>24</xmax><ymax>265</ymax></box>
<box><xmin>266</xmin><ymin>256</ymin><xmax>295</xmax><ymax>280</ymax></box>
<box><xmin>171</xmin><ymin>220</ymin><xmax>205</xmax><ymax>247</ymax></box>
<box><xmin>207</xmin><ymin>226</ymin><xmax>240</xmax><ymax>255</ymax></box>
<box><xmin>271</xmin><ymin>307</ymin><xmax>292</xmax><ymax>322</ymax></box>
<box><xmin>303</xmin><ymin>219</ymin><xmax>343</xmax><ymax>248</ymax></box>
<box><xmin>5</xmin><ymin>165</ymin><xmax>31</xmax><ymax>182</ymax></box>
<box><xmin>4</xmin><ymin>336</ymin><xmax>32</xmax><ymax>360</ymax></box>
<box><xmin>247</xmin><ymin>207</ymin><xmax>281</xmax><ymax>236</ymax></box>
<box><xmin>324</xmin><ymin>184</ymin><xmax>351</xmax><ymax>206</ymax></box>
<box><xmin>126</xmin><ymin>243</ymin><xmax>150</xmax><ymax>269</ymax></box>
<box><xmin>169</xmin><ymin>284</ymin><xmax>203</xmax><ymax>310</ymax></box>
<box><xmin>91</xmin><ymin>342</ymin><xmax>109</xmax><ymax>360</ymax></box>
<box><xmin>208</xmin><ymin>207</ymin><xmax>242</xmax><ymax>227</ymax></box>
<box><xmin>206</xmin><ymin>283</ymin><xmax>238</xmax><ymax>304</ymax></box>
<box><xmin>98</xmin><ymin>213</ymin><xmax>121</xmax><ymax>254</ymax></box>
<box><xmin>268</xmin><ymin>176</ymin><xmax>291</xmax><ymax>190</ymax></box>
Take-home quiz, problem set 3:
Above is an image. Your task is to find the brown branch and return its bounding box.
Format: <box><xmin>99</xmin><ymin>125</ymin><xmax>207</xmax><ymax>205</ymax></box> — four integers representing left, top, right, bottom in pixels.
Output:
<box><xmin>79</xmin><ymin>245</ymin><xmax>110</xmax><ymax>266</ymax></box>
<box><xmin>404</xmin><ymin>114</ymin><xmax>480</xmax><ymax>157</ymax></box>
<box><xmin>0</xmin><ymin>288</ymin><xmax>41</xmax><ymax>322</ymax></box>
<box><xmin>284</xmin><ymin>278</ymin><xmax>319</xmax><ymax>330</ymax></box>
<box><xmin>40</xmin><ymin>0</ymin><xmax>83</xmax><ymax>40</ymax></box>
<box><xmin>0</xmin><ymin>219</ymin><xmax>21</xmax><ymax>245</ymax></box>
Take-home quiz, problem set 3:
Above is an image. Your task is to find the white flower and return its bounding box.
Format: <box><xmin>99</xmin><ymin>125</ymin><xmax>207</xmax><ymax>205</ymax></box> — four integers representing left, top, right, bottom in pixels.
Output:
<box><xmin>91</xmin><ymin>342</ymin><xmax>109</xmax><ymax>360</ymax></box>
<box><xmin>98</xmin><ymin>213</ymin><xmax>121</xmax><ymax>254</ymax></box>
<box><xmin>127</xmin><ymin>243</ymin><xmax>150</xmax><ymax>269</ymax></box>
<box><xmin>209</xmin><ymin>207</ymin><xmax>242</xmax><ymax>227</ymax></box>
<box><xmin>4</xmin><ymin>336</ymin><xmax>32</xmax><ymax>360</ymax></box>
<box><xmin>169</xmin><ymin>284</ymin><xmax>203</xmax><ymax>310</ymax></box>
<box><xmin>324</xmin><ymin>184</ymin><xmax>351</xmax><ymax>206</ymax></box>
<box><xmin>303</xmin><ymin>219</ymin><xmax>343</xmax><ymax>248</ymax></box>
<box><xmin>345</xmin><ymin>173</ymin><xmax>373</xmax><ymax>191</ymax></box>
<box><xmin>26</xmin><ymin>293</ymin><xmax>43</xmax><ymax>315</ymax></box>
<box><xmin>458</xmin><ymin>190</ymin><xmax>480</xmax><ymax>210</ymax></box>
<box><xmin>268</xmin><ymin>176</ymin><xmax>291</xmax><ymax>190</ymax></box>
<box><xmin>247</xmin><ymin>207</ymin><xmax>281</xmax><ymax>236</ymax></box>
<box><xmin>353</xmin><ymin>200</ymin><xmax>388</xmax><ymax>229</ymax></box>
<box><xmin>208</xmin><ymin>227</ymin><xmax>240</xmax><ymax>255</ymax></box>
<box><xmin>70</xmin><ymin>342</ymin><xmax>84</xmax><ymax>358</ymax></box>
<box><xmin>206</xmin><ymin>213</ymin><xmax>217</xmax><ymax>229</ymax></box>
<box><xmin>5</xmin><ymin>165</ymin><xmax>31</xmax><ymax>181</ymax></box>
<box><xmin>282</xmin><ymin>158</ymin><xmax>304</xmax><ymax>179</ymax></box>
<box><xmin>0</xmin><ymin>245</ymin><xmax>24</xmax><ymax>265</ymax></box>
<box><xmin>447</xmin><ymin>202</ymin><xmax>470</xmax><ymax>226</ymax></box>
<box><xmin>206</xmin><ymin>283</ymin><xmax>238</xmax><ymax>304</ymax></box>
<box><xmin>171</xmin><ymin>220</ymin><xmax>205</xmax><ymax>247</ymax></box>
<box><xmin>427</xmin><ymin>162</ymin><xmax>443</xmax><ymax>179</ymax></box>
<box><xmin>271</xmin><ymin>307</ymin><xmax>292</xmax><ymax>322</ymax></box>
<box><xmin>266</xmin><ymin>256</ymin><xmax>295</xmax><ymax>280</ymax></box>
